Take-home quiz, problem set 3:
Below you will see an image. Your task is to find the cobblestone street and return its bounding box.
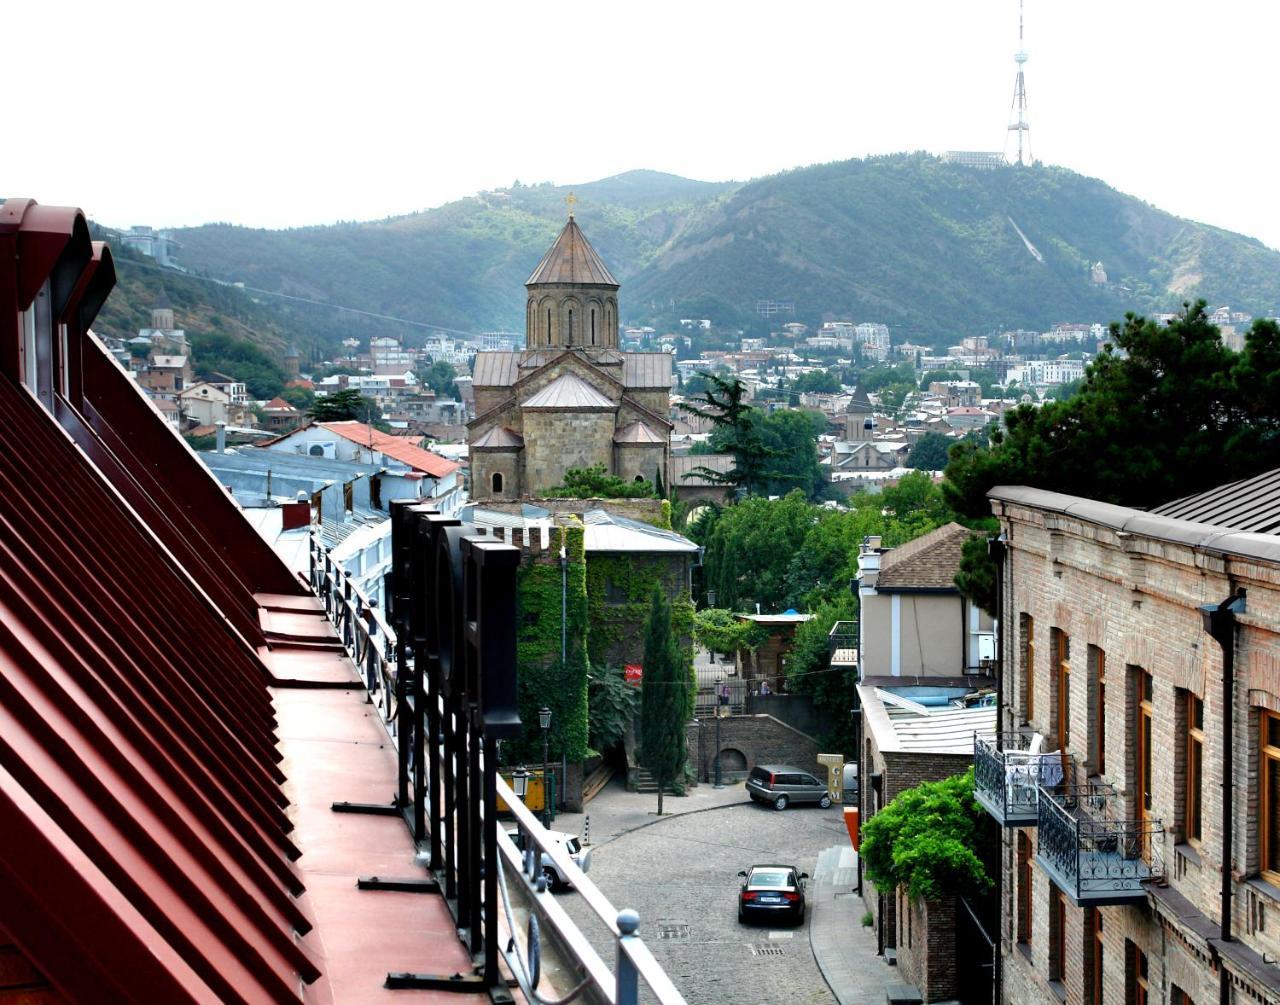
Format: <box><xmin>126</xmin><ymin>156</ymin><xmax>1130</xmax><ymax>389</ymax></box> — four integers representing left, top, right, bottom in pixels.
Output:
<box><xmin>561</xmin><ymin>791</ymin><xmax>849</xmax><ymax>1004</ymax></box>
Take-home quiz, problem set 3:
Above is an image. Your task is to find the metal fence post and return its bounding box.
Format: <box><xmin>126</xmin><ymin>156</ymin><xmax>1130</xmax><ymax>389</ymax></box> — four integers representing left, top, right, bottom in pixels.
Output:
<box><xmin>616</xmin><ymin>909</ymin><xmax>640</xmax><ymax>1005</ymax></box>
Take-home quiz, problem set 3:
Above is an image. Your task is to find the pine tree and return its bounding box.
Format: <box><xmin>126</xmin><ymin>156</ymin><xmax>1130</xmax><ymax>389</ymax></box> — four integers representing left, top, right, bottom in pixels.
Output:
<box><xmin>638</xmin><ymin>585</ymin><xmax>692</xmax><ymax>815</ymax></box>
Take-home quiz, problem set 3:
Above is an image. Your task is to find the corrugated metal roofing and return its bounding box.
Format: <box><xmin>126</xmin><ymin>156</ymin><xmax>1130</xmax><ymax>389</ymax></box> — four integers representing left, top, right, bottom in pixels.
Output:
<box><xmin>472</xmin><ymin>425</ymin><xmax>525</xmax><ymax>448</ymax></box>
<box><xmin>314</xmin><ymin>420</ymin><xmax>460</xmax><ymax>478</ymax></box>
<box><xmin>525</xmin><ymin>218</ymin><xmax>619</xmax><ymax>287</ymax></box>
<box><xmin>671</xmin><ymin>453</ymin><xmax>734</xmax><ymax>486</ymax></box>
<box><xmin>1152</xmin><ymin>467</ymin><xmax>1280</xmax><ymax>533</ymax></box>
<box><xmin>522</xmin><ymin>371</ymin><xmax>615</xmax><ymax>409</ymax></box>
<box><xmin>581</xmin><ymin>509</ymin><xmax>700</xmax><ymax>554</ymax></box>
<box><xmin>472</xmin><ymin>351</ymin><xmax>521</xmax><ymax>387</ymax></box>
<box><xmin>614</xmin><ymin>421</ymin><xmax>664</xmax><ymax>444</ymax></box>
<box><xmin>622</xmin><ymin>352</ymin><xmax>674</xmax><ymax>389</ymax></box>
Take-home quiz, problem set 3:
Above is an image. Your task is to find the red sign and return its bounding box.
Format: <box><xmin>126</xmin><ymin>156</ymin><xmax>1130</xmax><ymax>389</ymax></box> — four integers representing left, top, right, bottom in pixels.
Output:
<box><xmin>624</xmin><ymin>663</ymin><xmax>643</xmax><ymax>685</ymax></box>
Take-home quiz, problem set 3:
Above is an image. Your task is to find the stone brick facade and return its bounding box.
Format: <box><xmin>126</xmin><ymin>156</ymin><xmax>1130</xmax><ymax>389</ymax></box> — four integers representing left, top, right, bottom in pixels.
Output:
<box><xmin>689</xmin><ymin>713</ymin><xmax>823</xmax><ymax>783</ymax></box>
<box><xmin>990</xmin><ymin>486</ymin><xmax>1280</xmax><ymax>1004</ymax></box>
<box><xmin>896</xmin><ymin>892</ymin><xmax>957</xmax><ymax>1002</ymax></box>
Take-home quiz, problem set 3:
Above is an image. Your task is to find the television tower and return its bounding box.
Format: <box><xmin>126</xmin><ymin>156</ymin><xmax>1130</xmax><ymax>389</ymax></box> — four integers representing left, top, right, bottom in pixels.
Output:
<box><xmin>1006</xmin><ymin>0</ymin><xmax>1032</xmax><ymax>165</ymax></box>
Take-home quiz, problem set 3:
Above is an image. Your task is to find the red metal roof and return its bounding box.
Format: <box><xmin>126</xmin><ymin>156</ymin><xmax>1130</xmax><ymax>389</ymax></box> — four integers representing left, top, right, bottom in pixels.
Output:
<box><xmin>0</xmin><ymin>201</ymin><xmax>470</xmax><ymax>1003</ymax></box>
<box><xmin>316</xmin><ymin>420</ymin><xmax>461</xmax><ymax>478</ymax></box>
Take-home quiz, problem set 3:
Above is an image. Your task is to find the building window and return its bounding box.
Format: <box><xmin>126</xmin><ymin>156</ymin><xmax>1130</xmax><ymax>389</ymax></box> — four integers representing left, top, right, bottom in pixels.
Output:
<box><xmin>1184</xmin><ymin>691</ymin><xmax>1204</xmax><ymax>844</ymax></box>
<box><xmin>1261</xmin><ymin>711</ymin><xmax>1280</xmax><ymax>880</ymax></box>
<box><xmin>1134</xmin><ymin>668</ymin><xmax>1153</xmax><ymax>844</ymax></box>
<box><xmin>1126</xmin><ymin>941</ymin><xmax>1149</xmax><ymax>1005</ymax></box>
<box><xmin>1090</xmin><ymin>910</ymin><xmax>1104</xmax><ymax>1005</ymax></box>
<box><xmin>568</xmin><ymin>309</ymin><xmax>574</xmax><ymax>344</ymax></box>
<box><xmin>1088</xmin><ymin>645</ymin><xmax>1106</xmax><ymax>775</ymax></box>
<box><xmin>491</xmin><ymin>472</ymin><xmax>504</xmax><ymax>494</ymax></box>
<box><xmin>1054</xmin><ymin>629</ymin><xmax>1071</xmax><ymax>749</ymax></box>
<box><xmin>547</xmin><ymin>309</ymin><xmax>552</xmax><ymax>345</ymax></box>
<box><xmin>604</xmin><ymin>578</ymin><xmax>627</xmax><ymax>605</ymax></box>
<box><xmin>1021</xmin><ymin>614</ymin><xmax>1036</xmax><ymax>723</ymax></box>
<box><xmin>1016</xmin><ymin>831</ymin><xmax>1033</xmax><ymax>945</ymax></box>
<box><xmin>591</xmin><ymin>308</ymin><xmax>596</xmax><ymax>345</ymax></box>
<box><xmin>1171</xmin><ymin>987</ymin><xmax>1194</xmax><ymax>1005</ymax></box>
<box><xmin>1049</xmin><ymin>887</ymin><xmax>1067</xmax><ymax>982</ymax></box>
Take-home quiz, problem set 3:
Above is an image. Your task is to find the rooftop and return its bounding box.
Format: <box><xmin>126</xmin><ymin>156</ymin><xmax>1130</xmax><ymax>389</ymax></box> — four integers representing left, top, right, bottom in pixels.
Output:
<box><xmin>858</xmin><ymin>684</ymin><xmax>997</xmax><ymax>754</ymax></box>
<box><xmin>875</xmin><ymin>521</ymin><xmax>973</xmax><ymax>591</ymax></box>
<box><xmin>525</xmin><ymin>217</ymin><xmax>619</xmax><ymax>287</ymax></box>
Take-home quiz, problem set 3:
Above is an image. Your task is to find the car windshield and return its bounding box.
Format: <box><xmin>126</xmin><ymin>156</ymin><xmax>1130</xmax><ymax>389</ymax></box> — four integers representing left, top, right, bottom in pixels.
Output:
<box><xmin>749</xmin><ymin>870</ymin><xmax>791</xmax><ymax>888</ymax></box>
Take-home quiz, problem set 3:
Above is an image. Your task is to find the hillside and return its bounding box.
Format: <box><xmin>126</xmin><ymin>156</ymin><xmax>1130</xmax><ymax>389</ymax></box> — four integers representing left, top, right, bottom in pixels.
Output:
<box><xmin>111</xmin><ymin>158</ymin><xmax>1280</xmax><ymax>353</ymax></box>
<box><xmin>172</xmin><ymin>170</ymin><xmax>735</xmax><ymax>343</ymax></box>
<box><xmin>628</xmin><ymin>155</ymin><xmax>1280</xmax><ymax>336</ymax></box>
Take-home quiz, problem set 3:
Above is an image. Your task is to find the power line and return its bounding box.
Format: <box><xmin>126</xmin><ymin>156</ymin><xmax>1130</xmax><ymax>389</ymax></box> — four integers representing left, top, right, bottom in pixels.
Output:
<box><xmin>120</xmin><ymin>256</ymin><xmax>484</xmax><ymax>339</ymax></box>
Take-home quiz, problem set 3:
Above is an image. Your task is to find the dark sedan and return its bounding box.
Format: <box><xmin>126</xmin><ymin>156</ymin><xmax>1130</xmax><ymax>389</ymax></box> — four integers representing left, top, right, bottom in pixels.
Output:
<box><xmin>737</xmin><ymin>864</ymin><xmax>808</xmax><ymax>925</ymax></box>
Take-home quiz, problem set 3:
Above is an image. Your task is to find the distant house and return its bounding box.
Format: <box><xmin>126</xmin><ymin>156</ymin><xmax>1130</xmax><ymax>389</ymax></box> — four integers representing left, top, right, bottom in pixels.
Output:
<box><xmin>856</xmin><ymin>522</ymin><xmax>994</xmax><ymax>678</ymax></box>
<box><xmin>258</xmin><ymin>420</ymin><xmax>464</xmax><ymax>516</ymax></box>
<box><xmin>734</xmin><ymin>612</ymin><xmax>812</xmax><ymax>694</ymax></box>
<box><xmin>179</xmin><ymin>381</ymin><xmax>254</xmax><ymax>428</ymax></box>
<box><xmin>261</xmin><ymin>396</ymin><xmax>302</xmax><ymax>432</ymax></box>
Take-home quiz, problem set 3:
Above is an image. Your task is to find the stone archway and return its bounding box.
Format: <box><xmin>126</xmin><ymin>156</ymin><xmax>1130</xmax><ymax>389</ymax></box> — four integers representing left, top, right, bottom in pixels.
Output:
<box><xmin>717</xmin><ymin>746</ymin><xmax>748</xmax><ymax>781</ymax></box>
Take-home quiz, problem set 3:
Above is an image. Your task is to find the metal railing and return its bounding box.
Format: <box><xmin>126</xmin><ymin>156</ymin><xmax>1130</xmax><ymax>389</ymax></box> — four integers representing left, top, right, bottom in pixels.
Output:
<box><xmin>972</xmin><ymin>733</ymin><xmax>1072</xmax><ymax>827</ymax></box>
<box><xmin>313</xmin><ymin>502</ymin><xmax>686</xmax><ymax>1003</ymax></box>
<box><xmin>1035</xmin><ymin>782</ymin><xmax>1163</xmax><ymax>903</ymax></box>
<box><xmin>310</xmin><ymin>536</ymin><xmax>397</xmax><ymax>722</ymax></box>
<box><xmin>828</xmin><ymin>620</ymin><xmax>857</xmax><ymax>652</ymax></box>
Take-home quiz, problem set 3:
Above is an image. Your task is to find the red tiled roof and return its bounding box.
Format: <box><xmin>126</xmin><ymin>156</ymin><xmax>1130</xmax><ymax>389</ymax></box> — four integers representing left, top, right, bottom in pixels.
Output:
<box><xmin>317</xmin><ymin>420</ymin><xmax>460</xmax><ymax>478</ymax></box>
<box><xmin>263</xmin><ymin>396</ymin><xmax>298</xmax><ymax>412</ymax></box>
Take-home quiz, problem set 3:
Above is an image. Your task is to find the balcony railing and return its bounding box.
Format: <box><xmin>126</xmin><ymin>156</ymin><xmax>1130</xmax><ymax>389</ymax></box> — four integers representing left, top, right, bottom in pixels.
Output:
<box><xmin>315</xmin><ymin>502</ymin><xmax>686</xmax><ymax>1003</ymax></box>
<box><xmin>972</xmin><ymin>733</ymin><xmax>1072</xmax><ymax>827</ymax></box>
<box><xmin>1035</xmin><ymin>783</ymin><xmax>1163</xmax><ymax>906</ymax></box>
<box><xmin>828</xmin><ymin>620</ymin><xmax>858</xmax><ymax>669</ymax></box>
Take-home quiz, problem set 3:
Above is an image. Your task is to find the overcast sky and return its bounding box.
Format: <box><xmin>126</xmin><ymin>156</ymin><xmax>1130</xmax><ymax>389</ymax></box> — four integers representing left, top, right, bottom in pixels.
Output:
<box><xmin>9</xmin><ymin>1</ymin><xmax>1280</xmax><ymax>248</ymax></box>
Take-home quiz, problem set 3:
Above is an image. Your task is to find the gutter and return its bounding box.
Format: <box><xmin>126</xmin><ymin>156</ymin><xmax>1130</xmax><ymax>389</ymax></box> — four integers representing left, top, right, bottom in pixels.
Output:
<box><xmin>988</xmin><ymin>534</ymin><xmax>1007</xmax><ymax>1005</ymax></box>
<box><xmin>1201</xmin><ymin>588</ymin><xmax>1246</xmax><ymax>1005</ymax></box>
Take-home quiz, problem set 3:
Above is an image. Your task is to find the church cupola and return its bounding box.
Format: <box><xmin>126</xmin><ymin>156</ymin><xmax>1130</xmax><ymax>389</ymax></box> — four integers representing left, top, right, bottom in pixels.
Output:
<box><xmin>525</xmin><ymin>200</ymin><xmax>620</xmax><ymax>350</ymax></box>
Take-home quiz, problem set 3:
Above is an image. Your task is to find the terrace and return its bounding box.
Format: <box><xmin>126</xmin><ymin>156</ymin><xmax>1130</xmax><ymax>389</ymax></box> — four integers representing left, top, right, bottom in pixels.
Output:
<box><xmin>972</xmin><ymin>732</ymin><xmax>1073</xmax><ymax>827</ymax></box>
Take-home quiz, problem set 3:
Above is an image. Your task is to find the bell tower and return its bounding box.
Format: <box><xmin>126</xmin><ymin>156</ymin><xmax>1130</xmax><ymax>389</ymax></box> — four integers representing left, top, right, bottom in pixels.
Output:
<box><xmin>525</xmin><ymin>197</ymin><xmax>620</xmax><ymax>350</ymax></box>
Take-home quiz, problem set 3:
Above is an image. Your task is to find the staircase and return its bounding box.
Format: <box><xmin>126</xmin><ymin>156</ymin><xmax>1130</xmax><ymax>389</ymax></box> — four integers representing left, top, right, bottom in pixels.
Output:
<box><xmin>632</xmin><ymin>768</ymin><xmax>680</xmax><ymax>795</ymax></box>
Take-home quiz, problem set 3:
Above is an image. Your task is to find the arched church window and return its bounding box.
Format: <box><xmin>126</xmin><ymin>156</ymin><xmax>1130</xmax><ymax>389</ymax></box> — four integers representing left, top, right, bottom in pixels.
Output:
<box><xmin>634</xmin><ymin>475</ymin><xmax>645</xmax><ymax>483</ymax></box>
<box><xmin>492</xmin><ymin>472</ymin><xmax>504</xmax><ymax>494</ymax></box>
<box><xmin>547</xmin><ymin>309</ymin><xmax>552</xmax><ymax>345</ymax></box>
<box><xmin>591</xmin><ymin>309</ymin><xmax>596</xmax><ymax>345</ymax></box>
<box><xmin>568</xmin><ymin>309</ymin><xmax>574</xmax><ymax>345</ymax></box>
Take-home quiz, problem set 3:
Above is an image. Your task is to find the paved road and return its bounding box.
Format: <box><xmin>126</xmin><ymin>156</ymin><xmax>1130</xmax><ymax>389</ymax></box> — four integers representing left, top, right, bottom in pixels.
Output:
<box><xmin>562</xmin><ymin>797</ymin><xmax>846</xmax><ymax>1005</ymax></box>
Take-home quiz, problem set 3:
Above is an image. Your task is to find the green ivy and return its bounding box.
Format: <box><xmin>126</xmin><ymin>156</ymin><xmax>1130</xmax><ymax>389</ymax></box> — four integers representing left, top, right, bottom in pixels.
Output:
<box><xmin>510</xmin><ymin>525</ymin><xmax>590</xmax><ymax>763</ymax></box>
<box><xmin>584</xmin><ymin>555</ymin><xmax>694</xmax><ymax>672</ymax></box>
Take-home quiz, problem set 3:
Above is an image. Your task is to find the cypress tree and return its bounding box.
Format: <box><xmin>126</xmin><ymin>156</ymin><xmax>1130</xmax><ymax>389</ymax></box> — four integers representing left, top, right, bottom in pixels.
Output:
<box><xmin>638</xmin><ymin>584</ymin><xmax>692</xmax><ymax>815</ymax></box>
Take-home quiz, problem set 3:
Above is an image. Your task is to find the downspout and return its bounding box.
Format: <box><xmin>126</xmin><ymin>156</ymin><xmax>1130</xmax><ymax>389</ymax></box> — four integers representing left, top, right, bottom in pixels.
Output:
<box><xmin>560</xmin><ymin>544</ymin><xmax>568</xmax><ymax>667</ymax></box>
<box><xmin>1201</xmin><ymin>588</ymin><xmax>1245</xmax><ymax>1005</ymax></box>
<box><xmin>988</xmin><ymin>534</ymin><xmax>1008</xmax><ymax>1005</ymax></box>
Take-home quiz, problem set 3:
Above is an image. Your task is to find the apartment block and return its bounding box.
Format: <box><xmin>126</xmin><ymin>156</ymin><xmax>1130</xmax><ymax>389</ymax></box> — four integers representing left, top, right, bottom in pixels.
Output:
<box><xmin>981</xmin><ymin>481</ymin><xmax>1280</xmax><ymax>1004</ymax></box>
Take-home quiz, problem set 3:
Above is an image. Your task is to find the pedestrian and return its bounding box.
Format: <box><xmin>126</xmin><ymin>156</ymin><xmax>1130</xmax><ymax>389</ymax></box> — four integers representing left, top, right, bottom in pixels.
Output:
<box><xmin>759</xmin><ymin>679</ymin><xmax>771</xmax><ymax>696</ymax></box>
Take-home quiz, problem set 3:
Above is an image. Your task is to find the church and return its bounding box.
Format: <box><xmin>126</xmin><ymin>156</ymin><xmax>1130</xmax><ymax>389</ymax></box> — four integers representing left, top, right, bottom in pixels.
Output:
<box><xmin>468</xmin><ymin>211</ymin><xmax>673</xmax><ymax>499</ymax></box>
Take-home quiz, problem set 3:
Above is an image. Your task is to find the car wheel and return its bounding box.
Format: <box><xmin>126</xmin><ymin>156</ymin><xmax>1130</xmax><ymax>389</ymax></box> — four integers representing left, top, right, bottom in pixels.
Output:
<box><xmin>738</xmin><ymin>907</ymin><xmax>746</xmax><ymax>924</ymax></box>
<box><xmin>542</xmin><ymin>866</ymin><xmax>561</xmax><ymax>893</ymax></box>
<box><xmin>773</xmin><ymin>795</ymin><xmax>789</xmax><ymax>811</ymax></box>
<box><xmin>795</xmin><ymin>908</ymin><xmax>805</xmax><ymax>926</ymax></box>
<box><xmin>819</xmin><ymin>794</ymin><xmax>832</xmax><ymax>809</ymax></box>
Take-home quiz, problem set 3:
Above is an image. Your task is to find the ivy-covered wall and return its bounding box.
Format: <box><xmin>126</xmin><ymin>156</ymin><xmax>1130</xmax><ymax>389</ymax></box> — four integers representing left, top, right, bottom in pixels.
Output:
<box><xmin>585</xmin><ymin>553</ymin><xmax>694</xmax><ymax>670</ymax></box>
<box><xmin>512</xmin><ymin>523</ymin><xmax>590</xmax><ymax>763</ymax></box>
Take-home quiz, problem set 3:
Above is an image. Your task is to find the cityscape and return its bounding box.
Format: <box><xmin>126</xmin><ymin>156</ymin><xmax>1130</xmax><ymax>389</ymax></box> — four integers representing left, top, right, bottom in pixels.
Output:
<box><xmin>5</xmin><ymin>3</ymin><xmax>1280</xmax><ymax>1005</ymax></box>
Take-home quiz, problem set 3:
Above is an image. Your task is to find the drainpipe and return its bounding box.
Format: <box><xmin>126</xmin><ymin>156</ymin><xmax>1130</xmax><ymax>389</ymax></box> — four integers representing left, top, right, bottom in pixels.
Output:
<box><xmin>988</xmin><ymin>534</ymin><xmax>1007</xmax><ymax>1005</ymax></box>
<box><xmin>560</xmin><ymin>544</ymin><xmax>568</xmax><ymax>667</ymax></box>
<box><xmin>1201</xmin><ymin>587</ymin><xmax>1245</xmax><ymax>1005</ymax></box>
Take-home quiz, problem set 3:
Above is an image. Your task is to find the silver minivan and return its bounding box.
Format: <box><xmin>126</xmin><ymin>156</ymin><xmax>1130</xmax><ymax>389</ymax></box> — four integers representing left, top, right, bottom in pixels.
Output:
<box><xmin>745</xmin><ymin>764</ymin><xmax>832</xmax><ymax>811</ymax></box>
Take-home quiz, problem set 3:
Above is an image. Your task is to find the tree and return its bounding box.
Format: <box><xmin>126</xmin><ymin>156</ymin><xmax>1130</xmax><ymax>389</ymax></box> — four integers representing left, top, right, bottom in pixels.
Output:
<box><xmin>424</xmin><ymin>359</ymin><xmax>460</xmax><ymax>399</ymax></box>
<box><xmin>279</xmin><ymin>385</ymin><xmax>315</xmax><ymax>411</ymax></box>
<box><xmin>692</xmin><ymin>608</ymin><xmax>765</xmax><ymax>658</ymax></box>
<box><xmin>783</xmin><ymin>594</ymin><xmax>859</xmax><ymax>751</ymax></box>
<box><xmin>792</xmin><ymin>369</ymin><xmax>841</xmax><ymax>395</ymax></box>
<box><xmin>587</xmin><ymin>665</ymin><xmax>638</xmax><ymax>754</ymax></box>
<box><xmin>919</xmin><ymin>369</ymin><xmax>965</xmax><ymax>388</ymax></box>
<box><xmin>545</xmin><ymin>464</ymin><xmax>658</xmax><ymax>499</ymax></box>
<box><xmin>638</xmin><ymin>585</ymin><xmax>694</xmax><ymax>816</ymax></box>
<box><xmin>309</xmin><ymin>388</ymin><xmax>382</xmax><ymax>423</ymax></box>
<box><xmin>757</xmin><ymin>409</ymin><xmax>827</xmax><ymax>499</ymax></box>
<box><xmin>944</xmin><ymin>304</ymin><xmax>1280</xmax><ymax>610</ymax></box>
<box><xmin>906</xmin><ymin>432</ymin><xmax>954</xmax><ymax>471</ymax></box>
<box><xmin>860</xmin><ymin>768</ymin><xmax>997</xmax><ymax>902</ymax></box>
<box><xmin>678</xmin><ymin>373</ymin><xmax>776</xmax><ymax>492</ymax></box>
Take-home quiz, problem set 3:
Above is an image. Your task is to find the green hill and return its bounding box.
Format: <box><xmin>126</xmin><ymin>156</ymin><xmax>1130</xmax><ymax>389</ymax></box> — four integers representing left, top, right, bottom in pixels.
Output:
<box><xmin>103</xmin><ymin>158</ymin><xmax>1280</xmax><ymax>355</ymax></box>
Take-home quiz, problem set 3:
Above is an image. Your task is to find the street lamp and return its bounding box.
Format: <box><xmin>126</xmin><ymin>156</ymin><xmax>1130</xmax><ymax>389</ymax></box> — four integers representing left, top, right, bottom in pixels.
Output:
<box><xmin>538</xmin><ymin>707</ymin><xmax>552</xmax><ymax>829</ymax></box>
<box><xmin>513</xmin><ymin>766</ymin><xmax>529</xmax><ymax>801</ymax></box>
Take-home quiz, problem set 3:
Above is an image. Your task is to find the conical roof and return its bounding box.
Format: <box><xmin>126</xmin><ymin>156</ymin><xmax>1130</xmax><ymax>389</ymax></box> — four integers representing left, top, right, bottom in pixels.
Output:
<box><xmin>845</xmin><ymin>385</ymin><xmax>874</xmax><ymax>414</ymax></box>
<box><xmin>526</xmin><ymin>217</ymin><xmax>619</xmax><ymax>287</ymax></box>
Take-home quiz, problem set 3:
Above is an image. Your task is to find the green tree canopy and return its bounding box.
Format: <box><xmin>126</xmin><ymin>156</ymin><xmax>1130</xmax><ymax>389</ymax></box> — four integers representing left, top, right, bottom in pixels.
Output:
<box><xmin>545</xmin><ymin>464</ymin><xmax>659</xmax><ymax>499</ymax></box>
<box><xmin>190</xmin><ymin>332</ymin><xmax>288</xmax><ymax>399</ymax></box>
<box><xmin>423</xmin><ymin>359</ymin><xmax>460</xmax><ymax>399</ymax></box>
<box><xmin>309</xmin><ymin>388</ymin><xmax>382</xmax><ymax>423</ymax></box>
<box><xmin>860</xmin><ymin>768</ymin><xmax>997</xmax><ymax>902</ymax></box>
<box><xmin>638</xmin><ymin>585</ymin><xmax>694</xmax><ymax>815</ymax></box>
<box><xmin>692</xmin><ymin>608</ymin><xmax>766</xmax><ymax>656</ymax></box>
<box><xmin>792</xmin><ymin>369</ymin><xmax>841</xmax><ymax>395</ymax></box>
<box><xmin>906</xmin><ymin>432</ymin><xmax>954</xmax><ymax>471</ymax></box>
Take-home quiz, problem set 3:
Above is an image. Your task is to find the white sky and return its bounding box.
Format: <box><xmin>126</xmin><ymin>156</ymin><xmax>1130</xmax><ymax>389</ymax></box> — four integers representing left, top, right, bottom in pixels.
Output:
<box><xmin>9</xmin><ymin>1</ymin><xmax>1280</xmax><ymax>248</ymax></box>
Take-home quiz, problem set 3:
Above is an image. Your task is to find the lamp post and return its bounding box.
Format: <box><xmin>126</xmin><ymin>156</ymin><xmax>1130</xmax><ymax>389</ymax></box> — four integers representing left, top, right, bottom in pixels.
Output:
<box><xmin>513</xmin><ymin>766</ymin><xmax>529</xmax><ymax>802</ymax></box>
<box><xmin>538</xmin><ymin>707</ymin><xmax>552</xmax><ymax>829</ymax></box>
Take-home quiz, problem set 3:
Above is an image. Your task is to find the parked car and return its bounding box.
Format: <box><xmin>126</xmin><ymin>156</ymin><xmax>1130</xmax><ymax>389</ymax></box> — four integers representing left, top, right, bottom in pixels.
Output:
<box><xmin>745</xmin><ymin>764</ymin><xmax>832</xmax><ymax>810</ymax></box>
<box><xmin>737</xmin><ymin>864</ymin><xmax>808</xmax><ymax>925</ymax></box>
<box><xmin>507</xmin><ymin>828</ymin><xmax>592</xmax><ymax>891</ymax></box>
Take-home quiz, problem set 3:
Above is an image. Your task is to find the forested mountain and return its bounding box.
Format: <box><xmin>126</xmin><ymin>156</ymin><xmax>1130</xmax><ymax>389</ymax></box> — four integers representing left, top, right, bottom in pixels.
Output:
<box><xmin>101</xmin><ymin>157</ymin><xmax>1280</xmax><ymax>355</ymax></box>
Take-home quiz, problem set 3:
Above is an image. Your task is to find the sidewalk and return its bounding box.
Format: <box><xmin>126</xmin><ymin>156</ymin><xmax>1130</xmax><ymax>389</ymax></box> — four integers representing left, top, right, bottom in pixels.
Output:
<box><xmin>553</xmin><ymin>774</ymin><xmax>748</xmax><ymax>847</ymax></box>
<box><xmin>809</xmin><ymin>845</ymin><xmax>898</xmax><ymax>1005</ymax></box>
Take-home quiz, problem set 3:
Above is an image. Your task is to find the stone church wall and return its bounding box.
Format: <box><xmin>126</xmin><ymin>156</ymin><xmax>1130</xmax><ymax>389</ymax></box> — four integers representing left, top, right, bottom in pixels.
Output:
<box><xmin>472</xmin><ymin>450</ymin><xmax>520</xmax><ymax>500</ymax></box>
<box><xmin>522</xmin><ymin>410</ymin><xmax>615</xmax><ymax>493</ymax></box>
<box><xmin>614</xmin><ymin>443</ymin><xmax>666</xmax><ymax>486</ymax></box>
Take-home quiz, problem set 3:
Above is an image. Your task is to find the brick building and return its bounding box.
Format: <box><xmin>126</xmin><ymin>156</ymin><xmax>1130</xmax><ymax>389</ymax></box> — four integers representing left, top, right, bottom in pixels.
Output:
<box><xmin>982</xmin><ymin>479</ymin><xmax>1280</xmax><ymax>1004</ymax></box>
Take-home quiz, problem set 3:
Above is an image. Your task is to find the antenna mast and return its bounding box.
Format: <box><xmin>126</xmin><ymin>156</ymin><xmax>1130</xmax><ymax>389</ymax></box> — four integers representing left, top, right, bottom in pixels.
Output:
<box><xmin>1006</xmin><ymin>0</ymin><xmax>1032</xmax><ymax>165</ymax></box>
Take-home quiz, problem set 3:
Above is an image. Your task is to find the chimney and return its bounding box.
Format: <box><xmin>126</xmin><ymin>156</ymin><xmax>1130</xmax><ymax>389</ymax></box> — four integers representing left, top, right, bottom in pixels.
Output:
<box><xmin>215</xmin><ymin>421</ymin><xmax>226</xmax><ymax>453</ymax></box>
<box><xmin>858</xmin><ymin>535</ymin><xmax>883</xmax><ymax>590</ymax></box>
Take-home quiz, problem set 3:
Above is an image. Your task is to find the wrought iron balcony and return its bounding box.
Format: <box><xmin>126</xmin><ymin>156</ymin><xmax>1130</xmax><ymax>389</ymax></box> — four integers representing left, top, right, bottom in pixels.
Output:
<box><xmin>828</xmin><ymin>620</ymin><xmax>858</xmax><ymax>670</ymax></box>
<box><xmin>973</xmin><ymin>733</ymin><xmax>1071</xmax><ymax>827</ymax></box>
<box><xmin>1035</xmin><ymin>783</ymin><xmax>1163</xmax><ymax>906</ymax></box>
